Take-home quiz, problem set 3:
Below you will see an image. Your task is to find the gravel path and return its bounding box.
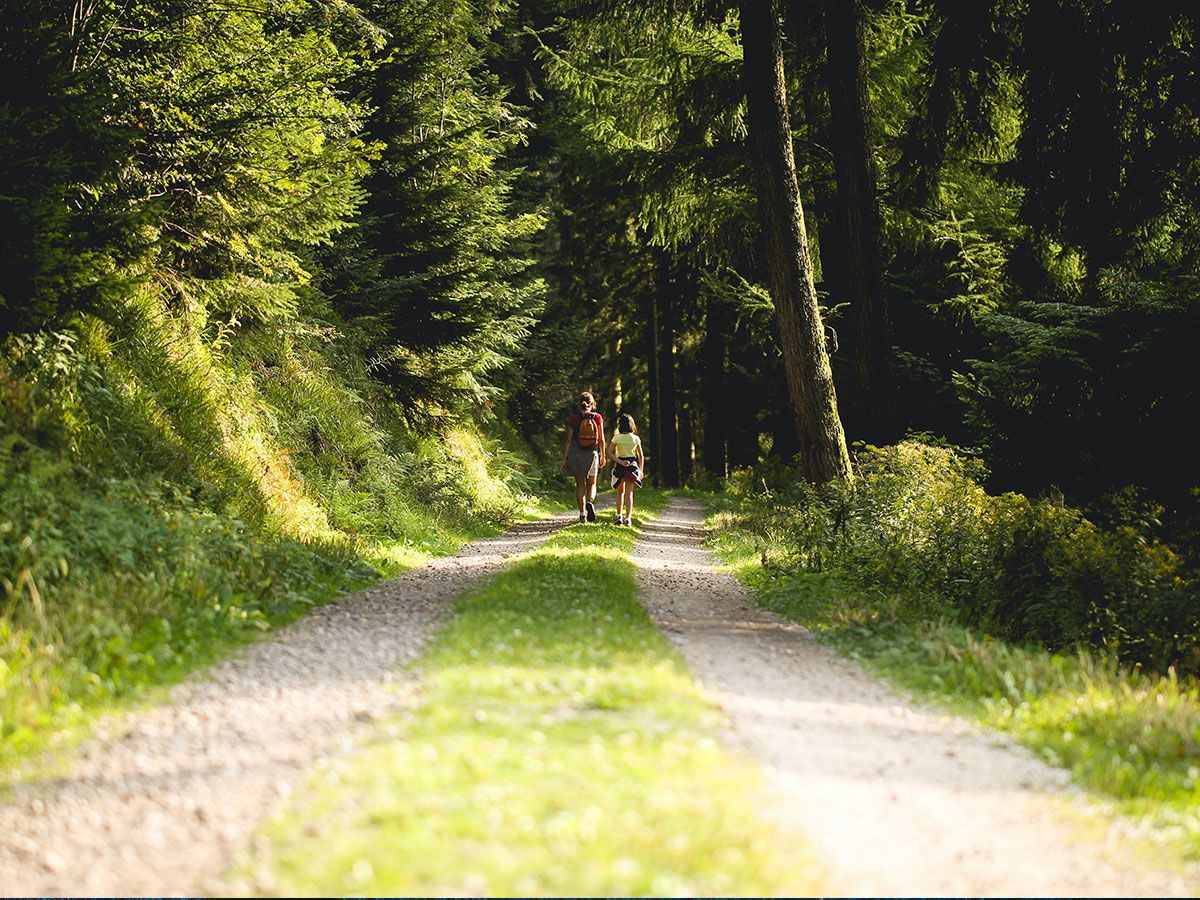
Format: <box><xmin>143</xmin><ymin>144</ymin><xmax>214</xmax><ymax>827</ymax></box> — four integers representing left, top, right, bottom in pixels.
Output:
<box><xmin>0</xmin><ymin>508</ymin><xmax>583</xmax><ymax>898</ymax></box>
<box><xmin>632</xmin><ymin>496</ymin><xmax>1195</xmax><ymax>898</ymax></box>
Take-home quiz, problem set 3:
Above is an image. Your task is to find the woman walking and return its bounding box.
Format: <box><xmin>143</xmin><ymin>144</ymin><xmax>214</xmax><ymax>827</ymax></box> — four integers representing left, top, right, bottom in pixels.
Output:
<box><xmin>561</xmin><ymin>391</ymin><xmax>605</xmax><ymax>522</ymax></box>
<box><xmin>607</xmin><ymin>412</ymin><xmax>644</xmax><ymax>526</ymax></box>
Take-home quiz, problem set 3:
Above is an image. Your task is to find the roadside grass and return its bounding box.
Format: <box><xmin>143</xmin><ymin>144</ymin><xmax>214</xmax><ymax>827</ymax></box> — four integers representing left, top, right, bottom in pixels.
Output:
<box><xmin>705</xmin><ymin>497</ymin><xmax>1200</xmax><ymax>865</ymax></box>
<box><xmin>0</xmin><ymin>532</ymin><xmax>373</xmax><ymax>789</ymax></box>
<box><xmin>1</xmin><ymin>313</ymin><xmax>559</xmax><ymax>784</ymax></box>
<box><xmin>0</xmin><ymin>501</ymin><xmax>555</xmax><ymax>790</ymax></box>
<box><xmin>248</xmin><ymin>492</ymin><xmax>814</xmax><ymax>897</ymax></box>
<box><xmin>0</xmin><ymin>479</ymin><xmax>559</xmax><ymax>790</ymax></box>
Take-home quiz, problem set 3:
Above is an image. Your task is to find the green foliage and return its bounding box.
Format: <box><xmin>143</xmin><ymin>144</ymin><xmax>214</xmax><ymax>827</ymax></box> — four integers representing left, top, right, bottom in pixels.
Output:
<box><xmin>4</xmin><ymin>0</ymin><xmax>1200</xmax><ymax>807</ymax></box>
<box><xmin>870</xmin><ymin>0</ymin><xmax>1200</xmax><ymax>504</ymax></box>
<box><xmin>325</xmin><ymin>0</ymin><xmax>546</xmax><ymax>411</ymax></box>
<box><xmin>107</xmin><ymin>1</ymin><xmax>373</xmax><ymax>321</ymax></box>
<box><xmin>0</xmin><ymin>3</ymin><xmax>141</xmax><ymax>333</ymax></box>
<box><xmin>714</xmin><ymin>442</ymin><xmax>1198</xmax><ymax>674</ymax></box>
<box><xmin>1015</xmin><ymin>2</ymin><xmax>1200</xmax><ymax>273</ymax></box>
<box><xmin>962</xmin><ymin>270</ymin><xmax>1200</xmax><ymax>509</ymax></box>
<box><xmin>249</xmin><ymin>496</ymin><xmax>813</xmax><ymax>897</ymax></box>
<box><xmin>0</xmin><ymin>428</ymin><xmax>373</xmax><ymax>767</ymax></box>
<box><xmin>525</xmin><ymin>0</ymin><xmax>785</xmax><ymax>472</ymax></box>
<box><xmin>0</xmin><ymin>309</ymin><xmax>541</xmax><ymax>772</ymax></box>
<box><xmin>0</xmin><ymin>0</ymin><xmax>564</xmax><ymax>772</ymax></box>
<box><xmin>543</xmin><ymin>4</ymin><xmax>750</xmax><ymax>251</ymax></box>
<box><xmin>1</xmin><ymin>1</ymin><xmax>375</xmax><ymax>333</ymax></box>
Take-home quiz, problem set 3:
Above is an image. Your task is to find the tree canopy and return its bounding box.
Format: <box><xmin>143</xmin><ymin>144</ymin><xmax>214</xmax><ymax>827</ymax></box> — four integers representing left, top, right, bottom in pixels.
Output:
<box><xmin>3</xmin><ymin>0</ymin><xmax>1200</xmax><ymax>519</ymax></box>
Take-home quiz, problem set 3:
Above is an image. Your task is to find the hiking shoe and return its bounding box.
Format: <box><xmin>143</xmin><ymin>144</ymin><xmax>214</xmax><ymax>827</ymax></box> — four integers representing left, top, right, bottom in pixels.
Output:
<box><xmin>585</xmin><ymin>500</ymin><xmax>596</xmax><ymax>522</ymax></box>
<box><xmin>578</xmin><ymin>513</ymin><xmax>586</xmax><ymax>523</ymax></box>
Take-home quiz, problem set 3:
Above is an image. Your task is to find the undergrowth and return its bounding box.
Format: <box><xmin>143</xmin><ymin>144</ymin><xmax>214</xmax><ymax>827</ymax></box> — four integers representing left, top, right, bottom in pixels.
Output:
<box><xmin>248</xmin><ymin>493</ymin><xmax>818</xmax><ymax>897</ymax></box>
<box><xmin>0</xmin><ymin>303</ymin><xmax>547</xmax><ymax>775</ymax></box>
<box><xmin>728</xmin><ymin>442</ymin><xmax>1199</xmax><ymax>673</ymax></box>
<box><xmin>706</xmin><ymin>449</ymin><xmax>1200</xmax><ymax>862</ymax></box>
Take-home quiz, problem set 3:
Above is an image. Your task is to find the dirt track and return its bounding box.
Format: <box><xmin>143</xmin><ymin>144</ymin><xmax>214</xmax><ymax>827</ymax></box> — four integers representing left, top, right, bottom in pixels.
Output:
<box><xmin>3</xmin><ymin>493</ymin><xmax>1194</xmax><ymax>897</ymax></box>
<box><xmin>632</xmin><ymin>496</ymin><xmax>1194</xmax><ymax>898</ymax></box>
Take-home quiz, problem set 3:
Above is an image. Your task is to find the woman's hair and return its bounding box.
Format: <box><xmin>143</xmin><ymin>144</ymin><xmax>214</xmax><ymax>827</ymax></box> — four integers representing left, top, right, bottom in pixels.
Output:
<box><xmin>579</xmin><ymin>391</ymin><xmax>596</xmax><ymax>411</ymax></box>
<box><xmin>617</xmin><ymin>412</ymin><xmax>637</xmax><ymax>434</ymax></box>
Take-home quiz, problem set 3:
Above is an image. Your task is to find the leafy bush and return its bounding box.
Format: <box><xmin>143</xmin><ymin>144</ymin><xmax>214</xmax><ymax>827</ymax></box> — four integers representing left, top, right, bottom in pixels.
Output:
<box><xmin>729</xmin><ymin>440</ymin><xmax>1198</xmax><ymax>673</ymax></box>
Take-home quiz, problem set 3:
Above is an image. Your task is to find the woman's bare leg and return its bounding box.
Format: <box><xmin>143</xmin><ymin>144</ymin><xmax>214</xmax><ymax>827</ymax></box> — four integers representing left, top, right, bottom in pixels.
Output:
<box><xmin>575</xmin><ymin>477</ymin><xmax>586</xmax><ymax>514</ymax></box>
<box><xmin>585</xmin><ymin>475</ymin><xmax>597</xmax><ymax>506</ymax></box>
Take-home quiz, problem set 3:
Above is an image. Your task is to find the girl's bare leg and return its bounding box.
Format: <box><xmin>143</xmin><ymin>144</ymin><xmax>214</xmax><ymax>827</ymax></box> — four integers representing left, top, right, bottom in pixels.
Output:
<box><xmin>624</xmin><ymin>483</ymin><xmax>635</xmax><ymax>521</ymax></box>
<box><xmin>615</xmin><ymin>480</ymin><xmax>627</xmax><ymax>518</ymax></box>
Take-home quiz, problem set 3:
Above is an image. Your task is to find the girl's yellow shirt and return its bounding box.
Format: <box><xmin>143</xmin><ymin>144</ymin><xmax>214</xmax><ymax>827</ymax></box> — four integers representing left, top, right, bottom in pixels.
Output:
<box><xmin>612</xmin><ymin>432</ymin><xmax>641</xmax><ymax>458</ymax></box>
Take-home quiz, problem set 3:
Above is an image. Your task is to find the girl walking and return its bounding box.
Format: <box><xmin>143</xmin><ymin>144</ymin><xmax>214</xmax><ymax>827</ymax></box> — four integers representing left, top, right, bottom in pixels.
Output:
<box><xmin>607</xmin><ymin>412</ymin><xmax>644</xmax><ymax>526</ymax></box>
<box><xmin>561</xmin><ymin>391</ymin><xmax>605</xmax><ymax>522</ymax></box>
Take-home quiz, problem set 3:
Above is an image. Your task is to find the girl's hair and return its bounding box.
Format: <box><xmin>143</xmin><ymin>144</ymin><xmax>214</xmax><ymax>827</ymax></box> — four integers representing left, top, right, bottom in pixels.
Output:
<box><xmin>617</xmin><ymin>412</ymin><xmax>637</xmax><ymax>434</ymax></box>
<box><xmin>579</xmin><ymin>391</ymin><xmax>596</xmax><ymax>411</ymax></box>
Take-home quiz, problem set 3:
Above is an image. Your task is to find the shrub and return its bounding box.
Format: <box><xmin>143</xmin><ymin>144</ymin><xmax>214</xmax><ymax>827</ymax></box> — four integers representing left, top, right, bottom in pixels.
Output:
<box><xmin>732</xmin><ymin>441</ymin><xmax>1199</xmax><ymax>673</ymax></box>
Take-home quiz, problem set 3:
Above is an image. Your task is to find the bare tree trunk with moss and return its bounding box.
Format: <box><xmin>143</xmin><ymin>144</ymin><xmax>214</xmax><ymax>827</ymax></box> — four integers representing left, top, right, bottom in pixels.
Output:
<box><xmin>739</xmin><ymin>0</ymin><xmax>852</xmax><ymax>483</ymax></box>
<box><xmin>825</xmin><ymin>0</ymin><xmax>895</xmax><ymax>445</ymax></box>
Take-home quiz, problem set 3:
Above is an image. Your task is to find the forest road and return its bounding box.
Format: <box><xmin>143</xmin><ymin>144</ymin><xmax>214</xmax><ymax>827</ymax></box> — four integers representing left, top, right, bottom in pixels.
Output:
<box><xmin>632</xmin><ymin>496</ymin><xmax>1195</xmax><ymax>898</ymax></box>
<box><xmin>0</xmin><ymin>502</ymin><xmax>600</xmax><ymax>898</ymax></box>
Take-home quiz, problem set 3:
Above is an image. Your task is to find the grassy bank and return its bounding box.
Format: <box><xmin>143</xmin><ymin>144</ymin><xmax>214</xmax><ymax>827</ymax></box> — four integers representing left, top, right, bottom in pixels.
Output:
<box><xmin>0</xmin><ymin>309</ymin><xmax>549</xmax><ymax>778</ymax></box>
<box><xmin>246</xmin><ymin>493</ymin><xmax>817</xmax><ymax>897</ymax></box>
<box><xmin>706</xmin><ymin>483</ymin><xmax>1200</xmax><ymax>864</ymax></box>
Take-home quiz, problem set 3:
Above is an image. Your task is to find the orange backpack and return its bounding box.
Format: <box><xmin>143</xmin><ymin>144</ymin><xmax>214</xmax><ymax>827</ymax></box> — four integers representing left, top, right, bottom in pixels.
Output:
<box><xmin>576</xmin><ymin>412</ymin><xmax>600</xmax><ymax>448</ymax></box>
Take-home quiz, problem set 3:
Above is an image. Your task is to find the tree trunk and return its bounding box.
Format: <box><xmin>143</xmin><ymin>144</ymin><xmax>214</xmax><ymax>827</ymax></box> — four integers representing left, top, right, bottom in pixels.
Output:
<box><xmin>739</xmin><ymin>0</ymin><xmax>852</xmax><ymax>483</ymax></box>
<box><xmin>824</xmin><ymin>0</ymin><xmax>896</xmax><ymax>444</ymax></box>
<box><xmin>726</xmin><ymin>327</ymin><xmax>760</xmax><ymax>469</ymax></box>
<box><xmin>612</xmin><ymin>337</ymin><xmax>624</xmax><ymax>411</ymax></box>
<box><xmin>654</xmin><ymin>251</ymin><xmax>681</xmax><ymax>488</ymax></box>
<box><xmin>700</xmin><ymin>292</ymin><xmax>729</xmax><ymax>478</ymax></box>
<box><xmin>678</xmin><ymin>402</ymin><xmax>695</xmax><ymax>485</ymax></box>
<box><xmin>645</xmin><ymin>288</ymin><xmax>663</xmax><ymax>488</ymax></box>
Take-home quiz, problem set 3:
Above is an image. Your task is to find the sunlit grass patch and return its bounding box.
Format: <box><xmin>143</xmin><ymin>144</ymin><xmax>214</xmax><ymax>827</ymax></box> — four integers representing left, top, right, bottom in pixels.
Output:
<box><xmin>705</xmin><ymin>498</ymin><xmax>1200</xmax><ymax>866</ymax></box>
<box><xmin>248</xmin><ymin>493</ymin><xmax>814</xmax><ymax>897</ymax></box>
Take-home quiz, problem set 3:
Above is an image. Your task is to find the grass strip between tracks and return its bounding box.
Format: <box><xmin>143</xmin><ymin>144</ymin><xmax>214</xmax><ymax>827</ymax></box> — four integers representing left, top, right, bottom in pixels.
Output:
<box><xmin>247</xmin><ymin>491</ymin><xmax>814</xmax><ymax>896</ymax></box>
